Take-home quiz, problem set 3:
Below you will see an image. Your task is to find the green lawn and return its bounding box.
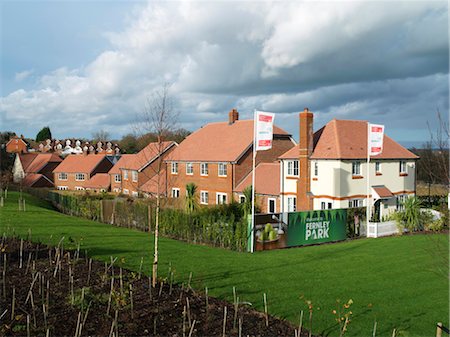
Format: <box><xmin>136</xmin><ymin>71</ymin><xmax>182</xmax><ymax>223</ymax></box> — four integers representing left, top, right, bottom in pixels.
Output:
<box><xmin>1</xmin><ymin>192</ymin><xmax>448</xmax><ymax>336</ymax></box>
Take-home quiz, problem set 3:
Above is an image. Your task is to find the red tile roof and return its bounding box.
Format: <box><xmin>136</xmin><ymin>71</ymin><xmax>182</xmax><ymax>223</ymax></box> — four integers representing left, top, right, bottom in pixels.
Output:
<box><xmin>372</xmin><ymin>185</ymin><xmax>394</xmax><ymax>199</ymax></box>
<box><xmin>25</xmin><ymin>153</ymin><xmax>62</xmax><ymax>173</ymax></box>
<box><xmin>22</xmin><ymin>173</ymin><xmax>47</xmax><ymax>187</ymax></box>
<box><xmin>168</xmin><ymin>120</ymin><xmax>290</xmax><ymax>162</ymax></box>
<box><xmin>121</xmin><ymin>141</ymin><xmax>176</xmax><ymax>171</ymax></box>
<box><xmin>84</xmin><ymin>173</ymin><xmax>111</xmax><ymax>189</ymax></box>
<box><xmin>53</xmin><ymin>154</ymin><xmax>107</xmax><ymax>174</ymax></box>
<box><xmin>108</xmin><ymin>154</ymin><xmax>135</xmax><ymax>174</ymax></box>
<box><xmin>234</xmin><ymin>162</ymin><xmax>280</xmax><ymax>196</ymax></box>
<box><xmin>280</xmin><ymin>119</ymin><xmax>418</xmax><ymax>160</ymax></box>
<box><xmin>18</xmin><ymin>153</ymin><xmax>38</xmax><ymax>171</ymax></box>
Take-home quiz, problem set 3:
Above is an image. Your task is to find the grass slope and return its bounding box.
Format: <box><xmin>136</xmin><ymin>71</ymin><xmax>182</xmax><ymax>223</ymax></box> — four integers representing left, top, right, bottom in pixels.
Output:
<box><xmin>1</xmin><ymin>192</ymin><xmax>448</xmax><ymax>336</ymax></box>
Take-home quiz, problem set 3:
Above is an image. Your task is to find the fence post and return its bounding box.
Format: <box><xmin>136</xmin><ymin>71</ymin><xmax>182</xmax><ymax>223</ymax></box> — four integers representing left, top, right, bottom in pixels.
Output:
<box><xmin>100</xmin><ymin>200</ymin><xmax>104</xmax><ymax>223</ymax></box>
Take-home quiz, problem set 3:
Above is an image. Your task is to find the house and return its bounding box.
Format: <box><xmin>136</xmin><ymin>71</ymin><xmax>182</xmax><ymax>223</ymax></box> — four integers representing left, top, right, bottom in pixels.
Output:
<box><xmin>109</xmin><ymin>154</ymin><xmax>134</xmax><ymax>193</ymax></box>
<box><xmin>279</xmin><ymin>108</ymin><xmax>418</xmax><ymax>219</ymax></box>
<box><xmin>53</xmin><ymin>154</ymin><xmax>114</xmax><ymax>191</ymax></box>
<box><xmin>6</xmin><ymin>136</ymin><xmax>28</xmax><ymax>154</ymax></box>
<box><xmin>166</xmin><ymin>109</ymin><xmax>296</xmax><ymax>206</ymax></box>
<box><xmin>116</xmin><ymin>141</ymin><xmax>177</xmax><ymax>197</ymax></box>
<box><xmin>234</xmin><ymin>162</ymin><xmax>281</xmax><ymax>213</ymax></box>
<box><xmin>12</xmin><ymin>153</ymin><xmax>62</xmax><ymax>187</ymax></box>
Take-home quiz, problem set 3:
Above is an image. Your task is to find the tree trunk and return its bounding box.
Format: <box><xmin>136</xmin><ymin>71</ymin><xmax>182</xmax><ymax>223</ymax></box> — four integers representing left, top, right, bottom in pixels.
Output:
<box><xmin>152</xmin><ymin>194</ymin><xmax>160</xmax><ymax>287</ymax></box>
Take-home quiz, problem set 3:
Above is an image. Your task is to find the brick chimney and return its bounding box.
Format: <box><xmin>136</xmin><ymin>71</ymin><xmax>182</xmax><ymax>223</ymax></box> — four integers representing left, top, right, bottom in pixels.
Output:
<box><xmin>297</xmin><ymin>108</ymin><xmax>314</xmax><ymax>211</ymax></box>
<box><xmin>228</xmin><ymin>108</ymin><xmax>239</xmax><ymax>125</ymax></box>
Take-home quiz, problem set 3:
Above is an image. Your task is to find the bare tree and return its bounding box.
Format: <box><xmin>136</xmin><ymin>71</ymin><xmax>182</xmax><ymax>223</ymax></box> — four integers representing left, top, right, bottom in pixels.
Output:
<box><xmin>92</xmin><ymin>130</ymin><xmax>110</xmax><ymax>143</ymax></box>
<box><xmin>138</xmin><ymin>84</ymin><xmax>179</xmax><ymax>287</ymax></box>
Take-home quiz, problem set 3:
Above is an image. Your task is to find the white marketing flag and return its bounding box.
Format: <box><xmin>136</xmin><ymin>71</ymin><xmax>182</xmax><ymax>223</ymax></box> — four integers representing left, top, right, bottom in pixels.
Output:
<box><xmin>368</xmin><ymin>123</ymin><xmax>384</xmax><ymax>156</ymax></box>
<box><xmin>255</xmin><ymin>111</ymin><xmax>275</xmax><ymax>151</ymax></box>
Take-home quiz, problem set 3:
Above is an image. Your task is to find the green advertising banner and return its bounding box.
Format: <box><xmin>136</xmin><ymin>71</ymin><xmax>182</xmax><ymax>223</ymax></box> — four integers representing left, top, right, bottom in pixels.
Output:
<box><xmin>287</xmin><ymin>209</ymin><xmax>347</xmax><ymax>247</ymax></box>
<box><xmin>253</xmin><ymin>209</ymin><xmax>347</xmax><ymax>251</ymax></box>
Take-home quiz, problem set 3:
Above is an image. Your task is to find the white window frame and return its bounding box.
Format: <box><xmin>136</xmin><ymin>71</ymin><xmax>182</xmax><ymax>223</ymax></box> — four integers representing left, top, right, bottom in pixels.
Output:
<box><xmin>287</xmin><ymin>196</ymin><xmax>296</xmax><ymax>212</ymax></box>
<box><xmin>123</xmin><ymin>189</ymin><xmax>129</xmax><ymax>195</ymax></box>
<box><xmin>239</xmin><ymin>195</ymin><xmax>246</xmax><ymax>203</ymax></box>
<box><xmin>113</xmin><ymin>188</ymin><xmax>120</xmax><ymax>193</ymax></box>
<box><xmin>216</xmin><ymin>192</ymin><xmax>227</xmax><ymax>205</ymax></box>
<box><xmin>348</xmin><ymin>199</ymin><xmax>362</xmax><ymax>208</ymax></box>
<box><xmin>397</xmin><ymin>194</ymin><xmax>406</xmax><ymax>211</ymax></box>
<box><xmin>171</xmin><ymin>162</ymin><xmax>178</xmax><ymax>174</ymax></box>
<box><xmin>400</xmin><ymin>161</ymin><xmax>407</xmax><ymax>174</ymax></box>
<box><xmin>57</xmin><ymin>186</ymin><xmax>68</xmax><ymax>191</ymax></box>
<box><xmin>132</xmin><ymin>191</ymin><xmax>139</xmax><ymax>197</ymax></box>
<box><xmin>375</xmin><ymin>162</ymin><xmax>381</xmax><ymax>174</ymax></box>
<box><xmin>172</xmin><ymin>188</ymin><xmax>180</xmax><ymax>198</ymax></box>
<box><xmin>287</xmin><ymin>160</ymin><xmax>299</xmax><ymax>177</ymax></box>
<box><xmin>314</xmin><ymin>161</ymin><xmax>319</xmax><ymax>177</ymax></box>
<box><xmin>352</xmin><ymin>161</ymin><xmax>361</xmax><ymax>176</ymax></box>
<box><xmin>268</xmin><ymin>198</ymin><xmax>276</xmax><ymax>213</ymax></box>
<box><xmin>200</xmin><ymin>191</ymin><xmax>209</xmax><ymax>205</ymax></box>
<box><xmin>123</xmin><ymin>170</ymin><xmax>128</xmax><ymax>180</ymax></box>
<box><xmin>75</xmin><ymin>173</ymin><xmax>86</xmax><ymax>181</ymax></box>
<box><xmin>114</xmin><ymin>174</ymin><xmax>121</xmax><ymax>183</ymax></box>
<box><xmin>131</xmin><ymin>170</ymin><xmax>138</xmax><ymax>182</ymax></box>
<box><xmin>58</xmin><ymin>172</ymin><xmax>68</xmax><ymax>181</ymax></box>
<box><xmin>321</xmin><ymin>202</ymin><xmax>326</xmax><ymax>210</ymax></box>
<box><xmin>218</xmin><ymin>163</ymin><xmax>227</xmax><ymax>177</ymax></box>
<box><xmin>200</xmin><ymin>163</ymin><xmax>209</xmax><ymax>176</ymax></box>
<box><xmin>186</xmin><ymin>162</ymin><xmax>193</xmax><ymax>175</ymax></box>
<box><xmin>75</xmin><ymin>186</ymin><xmax>85</xmax><ymax>191</ymax></box>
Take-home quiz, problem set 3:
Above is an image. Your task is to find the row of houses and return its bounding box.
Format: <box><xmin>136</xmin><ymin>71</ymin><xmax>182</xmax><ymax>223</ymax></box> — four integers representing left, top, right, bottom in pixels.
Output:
<box><xmin>12</xmin><ymin>108</ymin><xmax>418</xmax><ymax>217</ymax></box>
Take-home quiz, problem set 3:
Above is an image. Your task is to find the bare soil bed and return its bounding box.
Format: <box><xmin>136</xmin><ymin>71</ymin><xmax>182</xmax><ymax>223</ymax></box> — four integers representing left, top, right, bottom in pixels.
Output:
<box><xmin>0</xmin><ymin>238</ymin><xmax>308</xmax><ymax>336</ymax></box>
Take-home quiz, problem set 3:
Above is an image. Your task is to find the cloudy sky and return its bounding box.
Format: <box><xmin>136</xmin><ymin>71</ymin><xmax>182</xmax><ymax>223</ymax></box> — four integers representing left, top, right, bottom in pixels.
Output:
<box><xmin>0</xmin><ymin>0</ymin><xmax>448</xmax><ymax>147</ymax></box>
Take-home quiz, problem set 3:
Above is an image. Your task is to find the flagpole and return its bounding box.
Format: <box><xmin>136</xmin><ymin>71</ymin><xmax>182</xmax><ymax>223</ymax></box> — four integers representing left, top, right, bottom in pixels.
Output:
<box><xmin>366</xmin><ymin>122</ymin><xmax>370</xmax><ymax>233</ymax></box>
<box><xmin>251</xmin><ymin>109</ymin><xmax>257</xmax><ymax>253</ymax></box>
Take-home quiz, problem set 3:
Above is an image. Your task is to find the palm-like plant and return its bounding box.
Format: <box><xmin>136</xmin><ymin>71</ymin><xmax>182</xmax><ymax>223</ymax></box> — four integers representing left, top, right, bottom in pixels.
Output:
<box><xmin>185</xmin><ymin>182</ymin><xmax>199</xmax><ymax>214</ymax></box>
<box><xmin>403</xmin><ymin>196</ymin><xmax>423</xmax><ymax>231</ymax></box>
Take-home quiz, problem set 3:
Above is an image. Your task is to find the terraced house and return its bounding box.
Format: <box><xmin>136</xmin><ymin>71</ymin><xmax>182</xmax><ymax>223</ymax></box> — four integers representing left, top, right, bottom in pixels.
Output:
<box><xmin>279</xmin><ymin>108</ymin><xmax>418</xmax><ymax>219</ymax></box>
<box><xmin>53</xmin><ymin>154</ymin><xmax>114</xmax><ymax>191</ymax></box>
<box><xmin>166</xmin><ymin>109</ymin><xmax>296</xmax><ymax>206</ymax></box>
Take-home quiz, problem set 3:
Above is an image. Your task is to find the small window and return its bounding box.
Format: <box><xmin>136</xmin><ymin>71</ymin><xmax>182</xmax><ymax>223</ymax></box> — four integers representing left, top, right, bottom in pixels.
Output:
<box><xmin>132</xmin><ymin>191</ymin><xmax>138</xmax><ymax>197</ymax></box>
<box><xmin>57</xmin><ymin>186</ymin><xmax>68</xmax><ymax>191</ymax></box>
<box><xmin>172</xmin><ymin>188</ymin><xmax>180</xmax><ymax>198</ymax></box>
<box><xmin>200</xmin><ymin>191</ymin><xmax>209</xmax><ymax>205</ymax></box>
<box><xmin>171</xmin><ymin>162</ymin><xmax>178</xmax><ymax>174</ymax></box>
<box><xmin>287</xmin><ymin>196</ymin><xmax>296</xmax><ymax>212</ymax></box>
<box><xmin>216</xmin><ymin>192</ymin><xmax>227</xmax><ymax>205</ymax></box>
<box><xmin>58</xmin><ymin>173</ymin><xmax>68</xmax><ymax>181</ymax></box>
<box><xmin>399</xmin><ymin>161</ymin><xmax>407</xmax><ymax>174</ymax></box>
<box><xmin>375</xmin><ymin>162</ymin><xmax>381</xmax><ymax>174</ymax></box>
<box><xmin>201</xmin><ymin>163</ymin><xmax>209</xmax><ymax>176</ymax></box>
<box><xmin>397</xmin><ymin>195</ymin><xmax>406</xmax><ymax>211</ymax></box>
<box><xmin>268</xmin><ymin>198</ymin><xmax>276</xmax><ymax>213</ymax></box>
<box><xmin>186</xmin><ymin>162</ymin><xmax>193</xmax><ymax>175</ymax></box>
<box><xmin>132</xmin><ymin>170</ymin><xmax>138</xmax><ymax>182</ymax></box>
<box><xmin>123</xmin><ymin>189</ymin><xmax>129</xmax><ymax>195</ymax></box>
<box><xmin>352</xmin><ymin>162</ymin><xmax>361</xmax><ymax>176</ymax></box>
<box><xmin>75</xmin><ymin>173</ymin><xmax>86</xmax><ymax>181</ymax></box>
<box><xmin>123</xmin><ymin>170</ymin><xmax>128</xmax><ymax>180</ymax></box>
<box><xmin>114</xmin><ymin>174</ymin><xmax>121</xmax><ymax>183</ymax></box>
<box><xmin>314</xmin><ymin>161</ymin><xmax>318</xmax><ymax>176</ymax></box>
<box><xmin>239</xmin><ymin>195</ymin><xmax>246</xmax><ymax>203</ymax></box>
<box><xmin>321</xmin><ymin>202</ymin><xmax>326</xmax><ymax>210</ymax></box>
<box><xmin>349</xmin><ymin>199</ymin><xmax>362</xmax><ymax>208</ymax></box>
<box><xmin>75</xmin><ymin>186</ymin><xmax>85</xmax><ymax>191</ymax></box>
<box><xmin>287</xmin><ymin>160</ymin><xmax>299</xmax><ymax>176</ymax></box>
<box><xmin>218</xmin><ymin>163</ymin><xmax>227</xmax><ymax>177</ymax></box>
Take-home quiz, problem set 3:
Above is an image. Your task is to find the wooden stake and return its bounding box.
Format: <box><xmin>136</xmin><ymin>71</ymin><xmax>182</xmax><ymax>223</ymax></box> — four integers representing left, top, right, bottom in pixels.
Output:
<box><xmin>373</xmin><ymin>321</ymin><xmax>377</xmax><ymax>337</ymax></box>
<box><xmin>188</xmin><ymin>320</ymin><xmax>196</xmax><ymax>337</ymax></box>
<box><xmin>222</xmin><ymin>306</ymin><xmax>227</xmax><ymax>337</ymax></box>
<box><xmin>27</xmin><ymin>314</ymin><xmax>30</xmax><ymax>337</ymax></box>
<box><xmin>186</xmin><ymin>297</ymin><xmax>192</xmax><ymax>329</ymax></box>
<box><xmin>11</xmin><ymin>286</ymin><xmax>15</xmax><ymax>321</ymax></box>
<box><xmin>298</xmin><ymin>310</ymin><xmax>304</xmax><ymax>336</ymax></box>
<box><xmin>87</xmin><ymin>259</ymin><xmax>92</xmax><ymax>286</ymax></box>
<box><xmin>138</xmin><ymin>257</ymin><xmax>143</xmax><ymax>279</ymax></box>
<box><xmin>19</xmin><ymin>239</ymin><xmax>23</xmax><ymax>268</ymax></box>
<box><xmin>263</xmin><ymin>293</ymin><xmax>268</xmax><ymax>327</ymax></box>
<box><xmin>129</xmin><ymin>284</ymin><xmax>134</xmax><ymax>319</ymax></box>
<box><xmin>437</xmin><ymin>323</ymin><xmax>443</xmax><ymax>337</ymax></box>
